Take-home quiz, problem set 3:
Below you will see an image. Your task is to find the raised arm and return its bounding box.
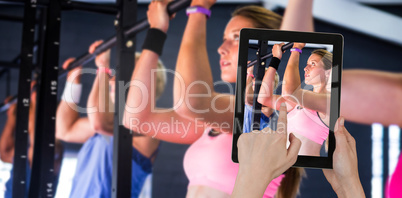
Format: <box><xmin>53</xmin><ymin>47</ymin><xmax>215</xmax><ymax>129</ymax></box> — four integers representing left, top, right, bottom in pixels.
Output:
<box><xmin>257</xmin><ymin>43</ymin><xmax>288</xmax><ymax>110</ymax></box>
<box><xmin>56</xmin><ymin>58</ymin><xmax>94</xmax><ymax>143</ymax></box>
<box><xmin>280</xmin><ymin>0</ymin><xmax>314</xmax><ymax>32</ymax></box>
<box><xmin>173</xmin><ymin>0</ymin><xmax>234</xmax><ymax>133</ymax></box>
<box><xmin>0</xmin><ymin>98</ymin><xmax>16</xmax><ymax>163</ymax></box>
<box><xmin>86</xmin><ymin>41</ymin><xmax>114</xmax><ymax>135</ymax></box>
<box><xmin>341</xmin><ymin>70</ymin><xmax>402</xmax><ymax>127</ymax></box>
<box><xmin>123</xmin><ymin>0</ymin><xmax>204</xmax><ymax>144</ymax></box>
<box><xmin>281</xmin><ymin>43</ymin><xmax>329</xmax><ymax>113</ymax></box>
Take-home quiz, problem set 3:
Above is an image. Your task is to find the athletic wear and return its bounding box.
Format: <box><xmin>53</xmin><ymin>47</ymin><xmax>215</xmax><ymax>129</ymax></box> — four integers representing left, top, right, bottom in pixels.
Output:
<box><xmin>287</xmin><ymin>105</ymin><xmax>329</xmax><ymax>145</ymax></box>
<box><xmin>69</xmin><ymin>134</ymin><xmax>153</xmax><ymax>198</ymax></box>
<box><xmin>184</xmin><ymin>129</ymin><xmax>284</xmax><ymax>197</ymax></box>
<box><xmin>4</xmin><ymin>161</ymin><xmax>31</xmax><ymax>198</ymax></box>
<box><xmin>243</xmin><ymin>104</ymin><xmax>277</xmax><ymax>133</ymax></box>
<box><xmin>388</xmin><ymin>155</ymin><xmax>402</xmax><ymax>198</ymax></box>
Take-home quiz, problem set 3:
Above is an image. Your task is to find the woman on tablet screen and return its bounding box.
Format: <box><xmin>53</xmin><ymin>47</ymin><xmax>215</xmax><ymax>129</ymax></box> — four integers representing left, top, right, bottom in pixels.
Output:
<box><xmin>258</xmin><ymin>43</ymin><xmax>332</xmax><ymax>156</ymax></box>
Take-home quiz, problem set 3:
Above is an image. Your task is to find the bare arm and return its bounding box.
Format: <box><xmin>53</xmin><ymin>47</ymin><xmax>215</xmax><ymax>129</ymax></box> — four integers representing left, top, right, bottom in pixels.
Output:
<box><xmin>56</xmin><ymin>58</ymin><xmax>95</xmax><ymax>143</ymax></box>
<box><xmin>257</xmin><ymin>44</ymin><xmax>289</xmax><ymax>110</ymax></box>
<box><xmin>86</xmin><ymin>41</ymin><xmax>114</xmax><ymax>135</ymax></box>
<box><xmin>341</xmin><ymin>70</ymin><xmax>402</xmax><ymax>127</ymax></box>
<box><xmin>280</xmin><ymin>0</ymin><xmax>314</xmax><ymax>32</ymax></box>
<box><xmin>0</xmin><ymin>101</ymin><xmax>16</xmax><ymax>163</ymax></box>
<box><xmin>124</xmin><ymin>1</ymin><xmax>204</xmax><ymax>144</ymax></box>
<box><xmin>173</xmin><ymin>0</ymin><xmax>233</xmax><ymax>133</ymax></box>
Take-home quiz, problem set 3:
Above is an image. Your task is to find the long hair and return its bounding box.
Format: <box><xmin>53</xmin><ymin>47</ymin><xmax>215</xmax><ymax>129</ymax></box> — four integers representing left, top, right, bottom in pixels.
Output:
<box><xmin>233</xmin><ymin>6</ymin><xmax>305</xmax><ymax>198</ymax></box>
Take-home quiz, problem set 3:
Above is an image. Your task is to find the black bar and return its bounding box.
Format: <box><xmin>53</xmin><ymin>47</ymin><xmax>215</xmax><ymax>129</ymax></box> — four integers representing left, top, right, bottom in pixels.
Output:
<box><xmin>0</xmin><ymin>14</ymin><xmax>23</xmax><ymax>22</ymax></box>
<box><xmin>61</xmin><ymin>1</ymin><xmax>117</xmax><ymax>15</ymax></box>
<box><xmin>247</xmin><ymin>42</ymin><xmax>294</xmax><ymax>68</ymax></box>
<box><xmin>59</xmin><ymin>0</ymin><xmax>191</xmax><ymax>77</ymax></box>
<box><xmin>0</xmin><ymin>0</ymin><xmax>192</xmax><ymax>113</ymax></box>
<box><xmin>251</xmin><ymin>40</ymin><xmax>268</xmax><ymax>131</ymax></box>
<box><xmin>28</xmin><ymin>0</ymin><xmax>61</xmax><ymax>197</ymax></box>
<box><xmin>12</xmin><ymin>0</ymin><xmax>36</xmax><ymax>197</ymax></box>
<box><xmin>112</xmin><ymin>0</ymin><xmax>136</xmax><ymax>197</ymax></box>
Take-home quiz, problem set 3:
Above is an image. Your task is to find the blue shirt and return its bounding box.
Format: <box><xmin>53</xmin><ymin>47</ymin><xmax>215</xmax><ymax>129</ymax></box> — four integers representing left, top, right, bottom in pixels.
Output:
<box><xmin>69</xmin><ymin>134</ymin><xmax>153</xmax><ymax>198</ymax></box>
<box><xmin>4</xmin><ymin>160</ymin><xmax>31</xmax><ymax>198</ymax></box>
<box><xmin>243</xmin><ymin>104</ymin><xmax>277</xmax><ymax>133</ymax></box>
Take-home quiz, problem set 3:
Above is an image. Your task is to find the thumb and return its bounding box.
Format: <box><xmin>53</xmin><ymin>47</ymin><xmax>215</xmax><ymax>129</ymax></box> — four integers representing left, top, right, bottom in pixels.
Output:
<box><xmin>287</xmin><ymin>133</ymin><xmax>301</xmax><ymax>163</ymax></box>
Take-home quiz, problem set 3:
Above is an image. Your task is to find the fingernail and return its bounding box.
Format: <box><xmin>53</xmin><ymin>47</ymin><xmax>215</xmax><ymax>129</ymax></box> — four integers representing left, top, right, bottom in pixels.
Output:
<box><xmin>334</xmin><ymin>120</ymin><xmax>339</xmax><ymax>132</ymax></box>
<box><xmin>340</xmin><ymin>117</ymin><xmax>345</xmax><ymax>126</ymax></box>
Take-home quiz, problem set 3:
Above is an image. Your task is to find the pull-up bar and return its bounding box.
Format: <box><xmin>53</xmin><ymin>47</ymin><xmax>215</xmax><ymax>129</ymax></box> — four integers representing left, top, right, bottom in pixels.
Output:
<box><xmin>59</xmin><ymin>0</ymin><xmax>190</xmax><ymax>77</ymax></box>
<box><xmin>0</xmin><ymin>0</ymin><xmax>191</xmax><ymax>113</ymax></box>
<box><xmin>247</xmin><ymin>42</ymin><xmax>294</xmax><ymax>68</ymax></box>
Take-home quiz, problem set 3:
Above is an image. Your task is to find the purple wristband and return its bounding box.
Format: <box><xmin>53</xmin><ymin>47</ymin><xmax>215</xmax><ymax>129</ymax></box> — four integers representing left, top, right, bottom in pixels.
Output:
<box><xmin>186</xmin><ymin>6</ymin><xmax>211</xmax><ymax>19</ymax></box>
<box><xmin>290</xmin><ymin>48</ymin><xmax>302</xmax><ymax>54</ymax></box>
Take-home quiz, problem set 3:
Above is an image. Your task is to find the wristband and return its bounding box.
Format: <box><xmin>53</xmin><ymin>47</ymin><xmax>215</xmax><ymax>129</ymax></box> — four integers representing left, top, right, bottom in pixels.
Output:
<box><xmin>142</xmin><ymin>28</ymin><xmax>167</xmax><ymax>56</ymax></box>
<box><xmin>268</xmin><ymin>57</ymin><xmax>281</xmax><ymax>70</ymax></box>
<box><xmin>97</xmin><ymin>67</ymin><xmax>113</xmax><ymax>77</ymax></box>
<box><xmin>186</xmin><ymin>6</ymin><xmax>211</xmax><ymax>19</ymax></box>
<box><xmin>290</xmin><ymin>48</ymin><xmax>302</xmax><ymax>54</ymax></box>
<box><xmin>61</xmin><ymin>81</ymin><xmax>82</xmax><ymax>104</ymax></box>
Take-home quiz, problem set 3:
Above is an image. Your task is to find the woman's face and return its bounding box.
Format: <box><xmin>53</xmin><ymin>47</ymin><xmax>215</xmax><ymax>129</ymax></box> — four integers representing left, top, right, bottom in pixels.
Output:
<box><xmin>304</xmin><ymin>54</ymin><xmax>329</xmax><ymax>86</ymax></box>
<box><xmin>218</xmin><ymin>16</ymin><xmax>255</xmax><ymax>83</ymax></box>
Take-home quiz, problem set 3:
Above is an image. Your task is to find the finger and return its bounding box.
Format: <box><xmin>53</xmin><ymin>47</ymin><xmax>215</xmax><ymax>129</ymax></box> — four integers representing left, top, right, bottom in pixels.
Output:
<box><xmin>287</xmin><ymin>133</ymin><xmax>301</xmax><ymax>163</ymax></box>
<box><xmin>277</xmin><ymin>103</ymin><xmax>287</xmax><ymax>134</ymax></box>
<box><xmin>279</xmin><ymin>42</ymin><xmax>285</xmax><ymax>47</ymax></box>
<box><xmin>4</xmin><ymin>96</ymin><xmax>12</xmax><ymax>103</ymax></box>
<box><xmin>170</xmin><ymin>13</ymin><xmax>176</xmax><ymax>20</ymax></box>
<box><xmin>89</xmin><ymin>40</ymin><xmax>103</xmax><ymax>54</ymax></box>
<box><xmin>62</xmin><ymin>58</ymin><xmax>76</xmax><ymax>70</ymax></box>
<box><xmin>334</xmin><ymin>117</ymin><xmax>348</xmax><ymax>149</ymax></box>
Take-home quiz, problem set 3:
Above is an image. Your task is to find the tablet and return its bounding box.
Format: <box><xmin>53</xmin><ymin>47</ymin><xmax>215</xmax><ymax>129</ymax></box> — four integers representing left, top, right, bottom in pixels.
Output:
<box><xmin>232</xmin><ymin>29</ymin><xmax>343</xmax><ymax>169</ymax></box>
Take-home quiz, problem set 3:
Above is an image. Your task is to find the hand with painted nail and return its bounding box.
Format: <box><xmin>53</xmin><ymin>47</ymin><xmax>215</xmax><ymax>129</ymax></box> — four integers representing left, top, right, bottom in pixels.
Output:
<box><xmin>323</xmin><ymin>117</ymin><xmax>365</xmax><ymax>198</ymax></box>
<box><xmin>89</xmin><ymin>40</ymin><xmax>110</xmax><ymax>68</ymax></box>
<box><xmin>232</xmin><ymin>103</ymin><xmax>302</xmax><ymax>198</ymax></box>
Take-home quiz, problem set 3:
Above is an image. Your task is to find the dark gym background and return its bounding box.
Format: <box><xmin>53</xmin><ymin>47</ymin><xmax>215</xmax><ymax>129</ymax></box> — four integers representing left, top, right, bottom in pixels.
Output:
<box><xmin>0</xmin><ymin>2</ymin><xmax>401</xmax><ymax>198</ymax></box>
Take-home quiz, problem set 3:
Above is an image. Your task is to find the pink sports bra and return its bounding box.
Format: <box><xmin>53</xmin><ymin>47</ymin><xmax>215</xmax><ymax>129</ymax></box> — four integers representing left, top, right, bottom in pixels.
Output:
<box><xmin>287</xmin><ymin>106</ymin><xmax>329</xmax><ymax>145</ymax></box>
<box><xmin>388</xmin><ymin>155</ymin><xmax>402</xmax><ymax>198</ymax></box>
<box><xmin>183</xmin><ymin>128</ymin><xmax>284</xmax><ymax>197</ymax></box>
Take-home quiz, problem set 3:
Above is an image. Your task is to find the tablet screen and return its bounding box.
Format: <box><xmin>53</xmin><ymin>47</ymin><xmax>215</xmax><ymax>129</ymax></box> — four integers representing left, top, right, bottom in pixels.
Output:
<box><xmin>232</xmin><ymin>29</ymin><xmax>343</xmax><ymax>169</ymax></box>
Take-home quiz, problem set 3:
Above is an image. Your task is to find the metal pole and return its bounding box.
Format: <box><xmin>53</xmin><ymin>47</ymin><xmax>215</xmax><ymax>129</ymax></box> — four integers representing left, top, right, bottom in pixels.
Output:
<box><xmin>112</xmin><ymin>0</ymin><xmax>136</xmax><ymax>197</ymax></box>
<box><xmin>12</xmin><ymin>0</ymin><xmax>36</xmax><ymax>197</ymax></box>
<box><xmin>28</xmin><ymin>0</ymin><xmax>61</xmax><ymax>196</ymax></box>
<box><xmin>251</xmin><ymin>40</ymin><xmax>268</xmax><ymax>131</ymax></box>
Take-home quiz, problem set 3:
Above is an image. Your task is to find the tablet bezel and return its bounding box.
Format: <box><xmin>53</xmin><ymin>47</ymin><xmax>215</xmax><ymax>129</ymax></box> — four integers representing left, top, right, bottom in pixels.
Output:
<box><xmin>231</xmin><ymin>28</ymin><xmax>343</xmax><ymax>169</ymax></box>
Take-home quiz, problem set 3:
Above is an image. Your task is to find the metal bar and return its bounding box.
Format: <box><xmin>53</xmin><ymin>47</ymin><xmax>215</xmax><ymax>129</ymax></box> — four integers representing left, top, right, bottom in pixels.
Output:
<box><xmin>112</xmin><ymin>0</ymin><xmax>136</xmax><ymax>196</ymax></box>
<box><xmin>61</xmin><ymin>1</ymin><xmax>117</xmax><ymax>15</ymax></box>
<box><xmin>0</xmin><ymin>0</ymin><xmax>192</xmax><ymax>113</ymax></box>
<box><xmin>28</xmin><ymin>0</ymin><xmax>61</xmax><ymax>197</ymax></box>
<box><xmin>12</xmin><ymin>0</ymin><xmax>36</xmax><ymax>197</ymax></box>
<box><xmin>251</xmin><ymin>40</ymin><xmax>267</xmax><ymax>131</ymax></box>
<box><xmin>59</xmin><ymin>0</ymin><xmax>191</xmax><ymax>77</ymax></box>
<box><xmin>247</xmin><ymin>42</ymin><xmax>293</xmax><ymax>68</ymax></box>
<box><xmin>0</xmin><ymin>14</ymin><xmax>23</xmax><ymax>22</ymax></box>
